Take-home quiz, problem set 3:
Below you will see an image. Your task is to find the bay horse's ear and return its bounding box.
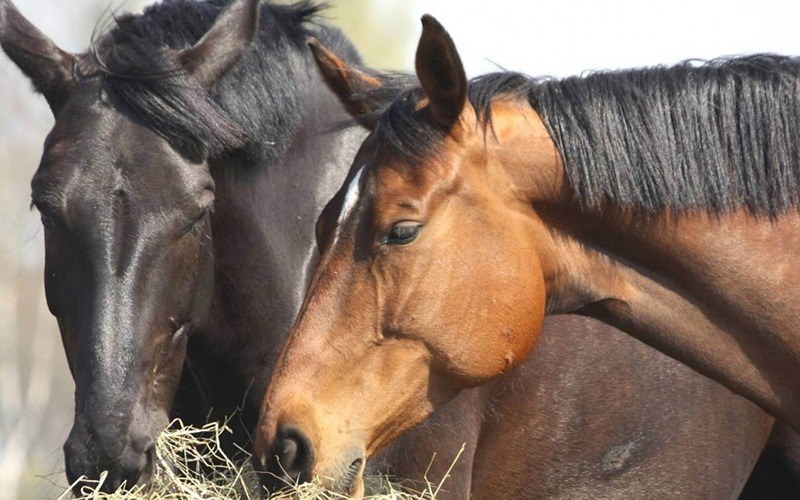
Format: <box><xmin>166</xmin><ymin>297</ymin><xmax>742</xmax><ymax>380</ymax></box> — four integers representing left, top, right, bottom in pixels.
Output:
<box><xmin>415</xmin><ymin>15</ymin><xmax>467</xmax><ymax>130</ymax></box>
<box><xmin>308</xmin><ymin>37</ymin><xmax>383</xmax><ymax>129</ymax></box>
<box><xmin>177</xmin><ymin>0</ymin><xmax>260</xmax><ymax>90</ymax></box>
<box><xmin>0</xmin><ymin>0</ymin><xmax>75</xmax><ymax>114</ymax></box>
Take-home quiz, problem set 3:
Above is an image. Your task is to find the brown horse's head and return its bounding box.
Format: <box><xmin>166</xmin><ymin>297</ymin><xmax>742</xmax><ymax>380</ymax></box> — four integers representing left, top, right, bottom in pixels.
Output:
<box><xmin>1</xmin><ymin>0</ymin><xmax>259</xmax><ymax>491</ymax></box>
<box><xmin>255</xmin><ymin>16</ymin><xmax>556</xmax><ymax>495</ymax></box>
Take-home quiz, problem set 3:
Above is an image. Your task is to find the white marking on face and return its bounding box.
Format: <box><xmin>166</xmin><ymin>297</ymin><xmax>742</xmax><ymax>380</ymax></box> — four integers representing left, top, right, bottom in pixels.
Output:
<box><xmin>331</xmin><ymin>165</ymin><xmax>365</xmax><ymax>247</ymax></box>
<box><xmin>338</xmin><ymin>165</ymin><xmax>365</xmax><ymax>225</ymax></box>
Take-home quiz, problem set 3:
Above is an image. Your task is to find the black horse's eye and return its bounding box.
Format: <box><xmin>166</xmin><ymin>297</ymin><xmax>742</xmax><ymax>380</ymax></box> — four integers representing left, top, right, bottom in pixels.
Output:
<box><xmin>185</xmin><ymin>206</ymin><xmax>212</xmax><ymax>235</ymax></box>
<box><xmin>32</xmin><ymin>202</ymin><xmax>57</xmax><ymax>229</ymax></box>
<box><xmin>382</xmin><ymin>221</ymin><xmax>423</xmax><ymax>245</ymax></box>
<box><xmin>40</xmin><ymin>213</ymin><xmax>55</xmax><ymax>229</ymax></box>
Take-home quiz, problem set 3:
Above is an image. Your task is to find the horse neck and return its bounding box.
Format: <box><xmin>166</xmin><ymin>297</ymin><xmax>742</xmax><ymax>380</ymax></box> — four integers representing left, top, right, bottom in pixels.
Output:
<box><xmin>370</xmin><ymin>385</ymin><xmax>489</xmax><ymax>496</ymax></box>
<box><xmin>495</xmin><ymin>101</ymin><xmax>800</xmax><ymax>427</ymax></box>
<box><xmin>203</xmin><ymin>70</ymin><xmax>365</xmax><ymax>402</ymax></box>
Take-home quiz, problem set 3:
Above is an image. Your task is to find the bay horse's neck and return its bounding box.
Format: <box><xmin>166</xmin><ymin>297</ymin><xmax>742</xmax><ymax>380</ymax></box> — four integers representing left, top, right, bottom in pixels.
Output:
<box><xmin>496</xmin><ymin>100</ymin><xmax>800</xmax><ymax>428</ymax></box>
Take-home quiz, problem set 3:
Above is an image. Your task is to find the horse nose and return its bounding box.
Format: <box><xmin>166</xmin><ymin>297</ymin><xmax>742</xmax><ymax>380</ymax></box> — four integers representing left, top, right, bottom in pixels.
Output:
<box><xmin>64</xmin><ymin>440</ymin><xmax>93</xmax><ymax>486</ymax></box>
<box><xmin>259</xmin><ymin>426</ymin><xmax>314</xmax><ymax>488</ymax></box>
<box><xmin>64</xmin><ymin>431</ymin><xmax>155</xmax><ymax>492</ymax></box>
<box><xmin>276</xmin><ymin>427</ymin><xmax>314</xmax><ymax>479</ymax></box>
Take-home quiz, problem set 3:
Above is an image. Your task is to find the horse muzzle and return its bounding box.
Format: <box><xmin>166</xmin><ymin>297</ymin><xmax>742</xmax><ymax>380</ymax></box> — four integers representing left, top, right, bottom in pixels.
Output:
<box><xmin>63</xmin><ymin>418</ymin><xmax>158</xmax><ymax>493</ymax></box>
<box><xmin>254</xmin><ymin>424</ymin><xmax>366</xmax><ymax>498</ymax></box>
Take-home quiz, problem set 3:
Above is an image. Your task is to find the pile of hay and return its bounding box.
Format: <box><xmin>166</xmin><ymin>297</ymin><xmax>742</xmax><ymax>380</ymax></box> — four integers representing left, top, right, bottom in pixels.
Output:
<box><xmin>61</xmin><ymin>420</ymin><xmax>458</xmax><ymax>499</ymax></box>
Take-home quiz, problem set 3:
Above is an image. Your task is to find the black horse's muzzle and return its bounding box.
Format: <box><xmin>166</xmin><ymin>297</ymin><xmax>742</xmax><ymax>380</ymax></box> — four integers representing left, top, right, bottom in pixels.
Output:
<box><xmin>64</xmin><ymin>420</ymin><xmax>157</xmax><ymax>493</ymax></box>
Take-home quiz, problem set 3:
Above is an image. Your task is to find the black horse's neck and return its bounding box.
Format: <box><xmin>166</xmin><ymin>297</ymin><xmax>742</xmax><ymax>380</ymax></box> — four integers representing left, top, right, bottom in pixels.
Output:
<box><xmin>171</xmin><ymin>16</ymin><xmax>366</xmax><ymax>444</ymax></box>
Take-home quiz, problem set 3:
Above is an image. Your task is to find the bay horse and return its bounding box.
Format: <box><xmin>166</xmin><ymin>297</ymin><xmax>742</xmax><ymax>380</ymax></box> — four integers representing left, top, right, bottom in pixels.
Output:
<box><xmin>380</xmin><ymin>315</ymin><xmax>784</xmax><ymax>499</ymax></box>
<box><xmin>255</xmin><ymin>15</ymin><xmax>800</xmax><ymax>496</ymax></box>
<box><xmin>0</xmin><ymin>0</ymin><xmax>791</xmax><ymax>496</ymax></box>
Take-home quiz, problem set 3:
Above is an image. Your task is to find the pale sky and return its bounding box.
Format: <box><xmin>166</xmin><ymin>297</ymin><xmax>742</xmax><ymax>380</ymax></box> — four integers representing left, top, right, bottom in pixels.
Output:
<box><xmin>399</xmin><ymin>0</ymin><xmax>800</xmax><ymax>78</ymax></box>
<box><xmin>10</xmin><ymin>0</ymin><xmax>800</xmax><ymax>78</ymax></box>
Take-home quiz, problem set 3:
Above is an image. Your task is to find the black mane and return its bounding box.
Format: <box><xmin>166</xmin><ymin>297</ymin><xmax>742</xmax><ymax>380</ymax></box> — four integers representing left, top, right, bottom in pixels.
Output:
<box><xmin>376</xmin><ymin>55</ymin><xmax>800</xmax><ymax>216</ymax></box>
<box><xmin>82</xmin><ymin>0</ymin><xmax>360</xmax><ymax>161</ymax></box>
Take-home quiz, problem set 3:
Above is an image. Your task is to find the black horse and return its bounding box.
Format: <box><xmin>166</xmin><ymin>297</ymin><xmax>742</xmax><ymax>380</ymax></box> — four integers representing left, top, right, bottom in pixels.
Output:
<box><xmin>1</xmin><ymin>0</ymin><xmax>363</xmax><ymax>490</ymax></box>
<box><xmin>0</xmin><ymin>0</ymin><xmax>796</xmax><ymax>496</ymax></box>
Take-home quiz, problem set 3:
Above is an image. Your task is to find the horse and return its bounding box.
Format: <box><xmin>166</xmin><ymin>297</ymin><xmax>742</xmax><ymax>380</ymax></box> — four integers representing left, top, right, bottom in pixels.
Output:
<box><xmin>254</xmin><ymin>15</ymin><xmax>800</xmax><ymax>496</ymax></box>
<box><xmin>379</xmin><ymin>315</ymin><xmax>785</xmax><ymax>499</ymax></box>
<box><xmin>0</xmin><ymin>0</ymin><xmax>792</xmax><ymax>496</ymax></box>
<box><xmin>1</xmin><ymin>0</ymin><xmax>367</xmax><ymax>490</ymax></box>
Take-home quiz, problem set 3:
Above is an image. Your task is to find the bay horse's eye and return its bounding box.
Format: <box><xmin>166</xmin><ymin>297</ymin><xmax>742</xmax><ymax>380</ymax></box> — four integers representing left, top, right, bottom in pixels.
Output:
<box><xmin>382</xmin><ymin>221</ymin><xmax>423</xmax><ymax>245</ymax></box>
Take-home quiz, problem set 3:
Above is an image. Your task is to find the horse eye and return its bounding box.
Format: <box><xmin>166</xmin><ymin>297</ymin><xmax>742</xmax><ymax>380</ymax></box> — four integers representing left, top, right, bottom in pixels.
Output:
<box><xmin>185</xmin><ymin>206</ymin><xmax>212</xmax><ymax>235</ymax></box>
<box><xmin>32</xmin><ymin>202</ymin><xmax>57</xmax><ymax>229</ymax></box>
<box><xmin>382</xmin><ymin>221</ymin><xmax>423</xmax><ymax>245</ymax></box>
<box><xmin>40</xmin><ymin>213</ymin><xmax>54</xmax><ymax>228</ymax></box>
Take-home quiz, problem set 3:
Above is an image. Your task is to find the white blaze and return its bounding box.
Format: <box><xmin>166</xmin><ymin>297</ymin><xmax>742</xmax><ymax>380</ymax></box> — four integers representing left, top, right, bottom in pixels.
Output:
<box><xmin>331</xmin><ymin>165</ymin><xmax>365</xmax><ymax>246</ymax></box>
<box><xmin>338</xmin><ymin>166</ymin><xmax>365</xmax><ymax>225</ymax></box>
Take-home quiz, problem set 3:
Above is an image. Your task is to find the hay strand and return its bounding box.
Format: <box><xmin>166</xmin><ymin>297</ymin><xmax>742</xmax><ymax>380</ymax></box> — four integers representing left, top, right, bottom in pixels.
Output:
<box><xmin>60</xmin><ymin>420</ymin><xmax>458</xmax><ymax>499</ymax></box>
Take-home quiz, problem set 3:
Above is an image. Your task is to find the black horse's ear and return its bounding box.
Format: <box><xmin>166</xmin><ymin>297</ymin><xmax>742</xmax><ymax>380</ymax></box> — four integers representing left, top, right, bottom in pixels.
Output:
<box><xmin>415</xmin><ymin>15</ymin><xmax>467</xmax><ymax>130</ymax></box>
<box><xmin>0</xmin><ymin>0</ymin><xmax>75</xmax><ymax>114</ymax></box>
<box><xmin>308</xmin><ymin>37</ymin><xmax>383</xmax><ymax>129</ymax></box>
<box><xmin>177</xmin><ymin>0</ymin><xmax>260</xmax><ymax>90</ymax></box>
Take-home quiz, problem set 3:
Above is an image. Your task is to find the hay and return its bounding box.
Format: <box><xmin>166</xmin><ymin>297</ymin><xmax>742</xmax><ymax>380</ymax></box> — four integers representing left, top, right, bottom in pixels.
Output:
<box><xmin>60</xmin><ymin>420</ymin><xmax>460</xmax><ymax>500</ymax></box>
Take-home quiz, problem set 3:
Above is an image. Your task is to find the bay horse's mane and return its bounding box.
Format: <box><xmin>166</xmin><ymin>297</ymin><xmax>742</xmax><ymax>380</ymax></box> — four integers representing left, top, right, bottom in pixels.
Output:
<box><xmin>81</xmin><ymin>0</ymin><xmax>360</xmax><ymax>161</ymax></box>
<box><xmin>375</xmin><ymin>54</ymin><xmax>800</xmax><ymax>216</ymax></box>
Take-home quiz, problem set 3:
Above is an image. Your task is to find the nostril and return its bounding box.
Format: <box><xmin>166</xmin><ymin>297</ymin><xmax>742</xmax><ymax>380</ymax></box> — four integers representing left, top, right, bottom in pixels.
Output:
<box><xmin>274</xmin><ymin>427</ymin><xmax>314</xmax><ymax>480</ymax></box>
<box><xmin>279</xmin><ymin>437</ymin><xmax>298</xmax><ymax>469</ymax></box>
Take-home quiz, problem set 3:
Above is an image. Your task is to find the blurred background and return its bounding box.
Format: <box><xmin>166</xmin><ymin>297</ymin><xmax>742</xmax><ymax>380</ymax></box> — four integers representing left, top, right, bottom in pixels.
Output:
<box><xmin>2</xmin><ymin>0</ymin><xmax>800</xmax><ymax>498</ymax></box>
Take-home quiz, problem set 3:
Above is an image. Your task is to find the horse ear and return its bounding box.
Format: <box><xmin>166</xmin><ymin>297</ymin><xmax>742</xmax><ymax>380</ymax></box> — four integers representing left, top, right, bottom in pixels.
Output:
<box><xmin>177</xmin><ymin>0</ymin><xmax>260</xmax><ymax>90</ymax></box>
<box><xmin>415</xmin><ymin>15</ymin><xmax>467</xmax><ymax>130</ymax></box>
<box><xmin>308</xmin><ymin>37</ymin><xmax>383</xmax><ymax>129</ymax></box>
<box><xmin>0</xmin><ymin>0</ymin><xmax>75</xmax><ymax>114</ymax></box>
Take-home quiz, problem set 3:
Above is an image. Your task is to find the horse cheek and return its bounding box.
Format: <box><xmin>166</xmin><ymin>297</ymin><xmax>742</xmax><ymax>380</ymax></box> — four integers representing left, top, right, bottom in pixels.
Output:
<box><xmin>477</xmin><ymin>236</ymin><xmax>546</xmax><ymax>381</ymax></box>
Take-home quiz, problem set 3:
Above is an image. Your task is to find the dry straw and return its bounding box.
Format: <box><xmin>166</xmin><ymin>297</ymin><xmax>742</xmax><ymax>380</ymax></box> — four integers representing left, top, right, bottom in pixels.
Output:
<box><xmin>59</xmin><ymin>419</ymin><xmax>462</xmax><ymax>500</ymax></box>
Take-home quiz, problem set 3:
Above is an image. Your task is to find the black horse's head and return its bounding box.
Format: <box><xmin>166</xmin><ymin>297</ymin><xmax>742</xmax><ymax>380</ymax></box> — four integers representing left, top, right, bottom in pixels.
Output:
<box><xmin>1</xmin><ymin>0</ymin><xmax>259</xmax><ymax>490</ymax></box>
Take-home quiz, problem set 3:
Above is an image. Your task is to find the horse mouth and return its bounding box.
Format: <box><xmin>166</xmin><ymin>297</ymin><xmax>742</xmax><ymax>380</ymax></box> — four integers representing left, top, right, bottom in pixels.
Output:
<box><xmin>339</xmin><ymin>457</ymin><xmax>364</xmax><ymax>495</ymax></box>
<box><xmin>139</xmin><ymin>447</ymin><xmax>156</xmax><ymax>485</ymax></box>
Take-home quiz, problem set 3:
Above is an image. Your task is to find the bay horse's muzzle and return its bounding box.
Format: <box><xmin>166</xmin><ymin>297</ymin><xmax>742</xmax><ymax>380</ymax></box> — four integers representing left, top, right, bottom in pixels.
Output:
<box><xmin>255</xmin><ymin>424</ymin><xmax>366</xmax><ymax>496</ymax></box>
<box><xmin>255</xmin><ymin>426</ymin><xmax>314</xmax><ymax>490</ymax></box>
